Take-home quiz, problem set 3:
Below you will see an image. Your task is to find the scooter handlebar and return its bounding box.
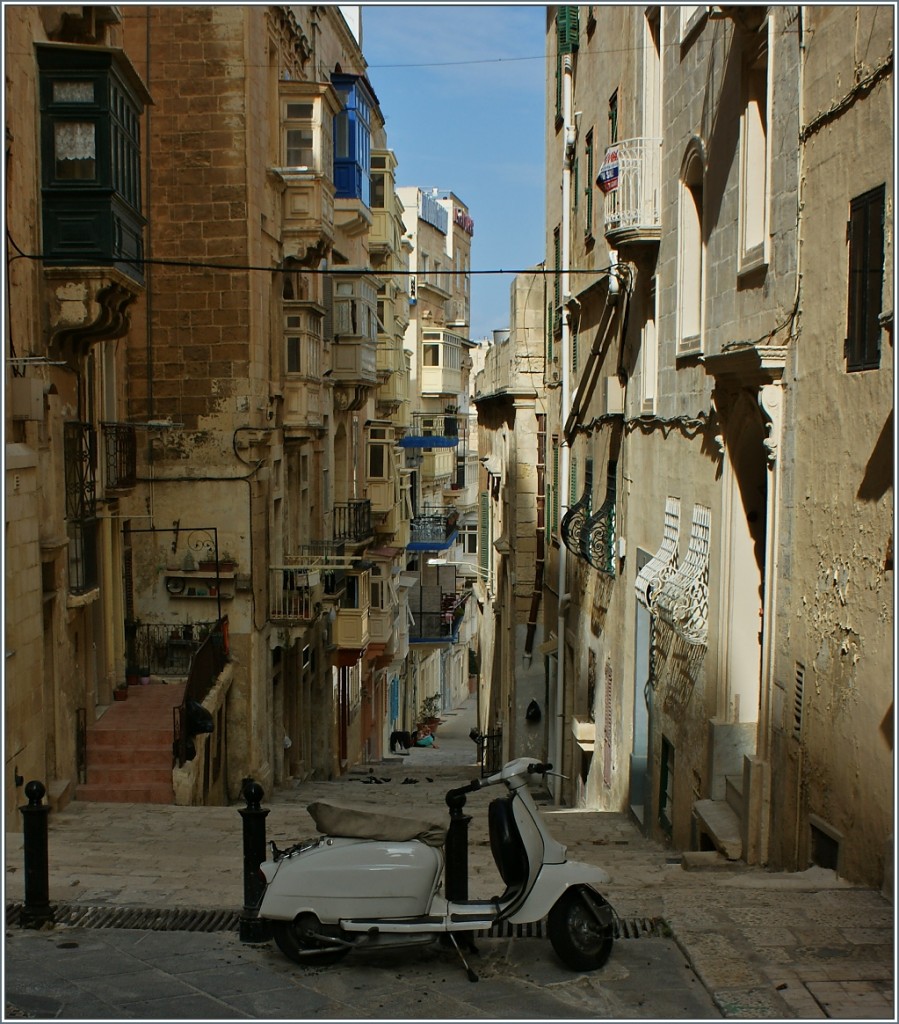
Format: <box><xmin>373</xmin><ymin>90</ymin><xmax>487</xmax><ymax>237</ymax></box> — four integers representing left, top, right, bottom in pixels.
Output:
<box><xmin>445</xmin><ymin>778</ymin><xmax>481</xmax><ymax>803</ymax></box>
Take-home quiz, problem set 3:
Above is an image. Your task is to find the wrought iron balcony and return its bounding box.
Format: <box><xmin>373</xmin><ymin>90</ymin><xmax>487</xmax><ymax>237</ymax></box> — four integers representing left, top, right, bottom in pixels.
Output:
<box><xmin>408</xmin><ymin>586</ymin><xmax>470</xmax><ymax>644</ymax></box>
<box><xmin>332</xmin><ymin>499</ymin><xmax>372</xmax><ymax>544</ymax></box>
<box><xmin>408</xmin><ymin>507</ymin><xmax>459</xmax><ymax>550</ymax></box>
<box><xmin>561</xmin><ymin>460</ymin><xmax>593</xmax><ymax>560</ymax></box>
<box><xmin>561</xmin><ymin>460</ymin><xmax>617</xmax><ymax>576</ymax></box>
<box><xmin>269</xmin><ymin>567</ymin><xmax>321</xmax><ymax>624</ymax></box>
<box><xmin>601</xmin><ymin>137</ymin><xmax>662</xmax><ymax>247</ymax></box>
<box><xmin>101</xmin><ymin>421</ymin><xmax>137</xmax><ymax>490</ymax></box>
<box><xmin>126</xmin><ymin>619</ymin><xmax>218</xmax><ymax>677</ymax></box>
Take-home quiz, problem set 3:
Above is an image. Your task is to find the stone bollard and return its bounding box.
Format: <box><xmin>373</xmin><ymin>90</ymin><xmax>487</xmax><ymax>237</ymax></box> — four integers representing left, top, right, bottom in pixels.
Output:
<box><xmin>19</xmin><ymin>780</ymin><xmax>54</xmax><ymax>927</ymax></box>
<box><xmin>238</xmin><ymin>779</ymin><xmax>271</xmax><ymax>942</ymax></box>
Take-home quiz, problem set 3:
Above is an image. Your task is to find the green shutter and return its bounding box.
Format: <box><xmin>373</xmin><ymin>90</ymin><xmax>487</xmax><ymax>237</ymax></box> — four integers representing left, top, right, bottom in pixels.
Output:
<box><xmin>479</xmin><ymin>491</ymin><xmax>490</xmax><ymax>578</ymax></box>
<box><xmin>546</xmin><ymin>302</ymin><xmax>554</xmax><ymax>365</ymax></box>
<box><xmin>572</xmin><ymin>324</ymin><xmax>579</xmax><ymax>374</ymax></box>
<box><xmin>585</xmin><ymin>133</ymin><xmax>594</xmax><ymax>235</ymax></box>
<box><xmin>555</xmin><ymin>51</ymin><xmax>562</xmax><ymax>120</ymax></box>
<box><xmin>552</xmin><ymin>439</ymin><xmax>560</xmax><ymax>533</ymax></box>
<box><xmin>573</xmin><ymin>154</ymin><xmax>579</xmax><ymax>210</ymax></box>
<box><xmin>557</xmin><ymin>6</ymin><xmax>580</xmax><ymax>54</ymax></box>
<box><xmin>569</xmin><ymin>456</ymin><xmax>578</xmax><ymax>507</ymax></box>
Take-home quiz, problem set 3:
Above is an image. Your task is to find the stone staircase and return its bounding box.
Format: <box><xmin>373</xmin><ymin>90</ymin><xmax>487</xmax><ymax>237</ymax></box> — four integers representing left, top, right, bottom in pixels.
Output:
<box><xmin>693</xmin><ymin>772</ymin><xmax>744</xmax><ymax>860</ymax></box>
<box><xmin>76</xmin><ymin>682</ymin><xmax>186</xmax><ymax>804</ymax></box>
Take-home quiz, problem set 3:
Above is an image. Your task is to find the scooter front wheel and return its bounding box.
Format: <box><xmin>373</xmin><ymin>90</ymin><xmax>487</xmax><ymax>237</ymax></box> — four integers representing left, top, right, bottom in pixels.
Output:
<box><xmin>547</xmin><ymin>887</ymin><xmax>615</xmax><ymax>971</ymax></box>
<box><xmin>272</xmin><ymin>913</ymin><xmax>349</xmax><ymax>967</ymax></box>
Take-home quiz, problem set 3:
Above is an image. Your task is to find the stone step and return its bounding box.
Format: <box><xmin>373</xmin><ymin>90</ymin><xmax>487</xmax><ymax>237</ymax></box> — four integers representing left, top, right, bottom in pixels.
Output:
<box><xmin>82</xmin><ymin>766</ymin><xmax>173</xmax><ymax>786</ymax></box>
<box><xmin>725</xmin><ymin>773</ymin><xmax>743</xmax><ymax>816</ymax></box>
<box><xmin>87</xmin><ymin>745</ymin><xmax>172</xmax><ymax>767</ymax></box>
<box><xmin>88</xmin><ymin>728</ymin><xmax>172</xmax><ymax>747</ymax></box>
<box><xmin>75</xmin><ymin>782</ymin><xmax>175</xmax><ymax>804</ymax></box>
<box><xmin>77</xmin><ymin>682</ymin><xmax>185</xmax><ymax>805</ymax></box>
<box><xmin>693</xmin><ymin>798</ymin><xmax>743</xmax><ymax>860</ymax></box>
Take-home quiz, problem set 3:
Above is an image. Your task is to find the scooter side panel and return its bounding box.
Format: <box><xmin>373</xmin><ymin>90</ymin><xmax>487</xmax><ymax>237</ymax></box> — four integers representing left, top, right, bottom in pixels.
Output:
<box><xmin>506</xmin><ymin>861</ymin><xmax>611</xmax><ymax>924</ymax></box>
<box><xmin>260</xmin><ymin>837</ymin><xmax>443</xmax><ymax>922</ymax></box>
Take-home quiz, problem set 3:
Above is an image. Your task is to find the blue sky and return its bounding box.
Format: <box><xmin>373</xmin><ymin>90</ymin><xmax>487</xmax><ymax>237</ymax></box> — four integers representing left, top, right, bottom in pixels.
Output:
<box><xmin>360</xmin><ymin>4</ymin><xmax>547</xmax><ymax>340</ymax></box>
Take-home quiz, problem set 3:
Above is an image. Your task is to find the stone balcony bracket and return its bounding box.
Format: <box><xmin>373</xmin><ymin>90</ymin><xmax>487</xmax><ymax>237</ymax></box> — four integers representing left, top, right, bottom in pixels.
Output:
<box><xmin>44</xmin><ymin>266</ymin><xmax>142</xmax><ymax>357</ymax></box>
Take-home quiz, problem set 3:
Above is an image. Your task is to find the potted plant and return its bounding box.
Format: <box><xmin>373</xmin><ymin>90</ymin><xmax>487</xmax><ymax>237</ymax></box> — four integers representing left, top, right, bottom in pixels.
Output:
<box><xmin>113</xmin><ymin>682</ymin><xmax>128</xmax><ymax>702</ymax></box>
<box><xmin>418</xmin><ymin>693</ymin><xmax>442</xmax><ymax>729</ymax></box>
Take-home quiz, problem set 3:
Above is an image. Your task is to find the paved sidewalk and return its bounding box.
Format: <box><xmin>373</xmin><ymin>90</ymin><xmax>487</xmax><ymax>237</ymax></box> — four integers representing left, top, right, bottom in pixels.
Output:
<box><xmin>5</xmin><ymin>697</ymin><xmax>894</xmax><ymax>1019</ymax></box>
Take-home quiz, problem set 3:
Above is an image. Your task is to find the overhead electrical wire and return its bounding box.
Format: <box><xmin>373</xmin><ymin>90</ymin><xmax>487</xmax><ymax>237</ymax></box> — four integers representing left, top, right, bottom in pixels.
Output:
<box><xmin>5</xmin><ymin>230</ymin><xmax>616</xmax><ymax>280</ymax></box>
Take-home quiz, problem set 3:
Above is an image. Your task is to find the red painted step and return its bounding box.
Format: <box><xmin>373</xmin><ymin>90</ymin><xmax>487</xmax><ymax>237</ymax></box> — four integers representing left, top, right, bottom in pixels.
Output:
<box><xmin>76</xmin><ymin>682</ymin><xmax>187</xmax><ymax>805</ymax></box>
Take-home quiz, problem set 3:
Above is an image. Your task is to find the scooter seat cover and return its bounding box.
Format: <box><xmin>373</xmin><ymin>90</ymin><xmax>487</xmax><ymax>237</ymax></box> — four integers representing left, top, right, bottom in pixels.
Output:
<box><xmin>308</xmin><ymin>801</ymin><xmax>446</xmax><ymax>847</ymax></box>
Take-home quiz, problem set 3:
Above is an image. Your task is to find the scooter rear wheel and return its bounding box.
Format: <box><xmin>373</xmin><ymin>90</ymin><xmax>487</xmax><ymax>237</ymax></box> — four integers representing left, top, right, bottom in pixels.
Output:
<box><xmin>272</xmin><ymin>913</ymin><xmax>349</xmax><ymax>967</ymax></box>
<box><xmin>547</xmin><ymin>888</ymin><xmax>615</xmax><ymax>971</ymax></box>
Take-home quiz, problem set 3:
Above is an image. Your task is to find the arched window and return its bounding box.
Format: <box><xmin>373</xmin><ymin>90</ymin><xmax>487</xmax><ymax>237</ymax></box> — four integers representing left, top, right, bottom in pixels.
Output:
<box><xmin>677</xmin><ymin>142</ymin><xmax>705</xmax><ymax>355</ymax></box>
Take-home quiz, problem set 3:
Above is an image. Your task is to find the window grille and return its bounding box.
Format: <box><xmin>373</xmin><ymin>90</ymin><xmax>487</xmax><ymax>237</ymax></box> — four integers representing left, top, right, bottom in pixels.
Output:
<box><xmin>654</xmin><ymin>504</ymin><xmax>710</xmax><ymax>645</ymax></box>
<box><xmin>583</xmin><ymin>460</ymin><xmax>617</xmax><ymax>575</ymax></box>
<box><xmin>634</xmin><ymin>497</ymin><xmax>680</xmax><ymax>611</ymax></box>
<box><xmin>561</xmin><ymin>457</ymin><xmax>592</xmax><ymax>559</ymax></box>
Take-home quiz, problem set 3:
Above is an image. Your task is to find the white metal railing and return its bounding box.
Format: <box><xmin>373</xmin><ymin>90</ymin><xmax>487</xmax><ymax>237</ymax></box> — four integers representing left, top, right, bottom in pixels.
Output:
<box><xmin>635</xmin><ymin>497</ymin><xmax>681</xmax><ymax>611</ymax></box>
<box><xmin>602</xmin><ymin>137</ymin><xmax>662</xmax><ymax>239</ymax></box>
<box><xmin>654</xmin><ymin>504</ymin><xmax>710</xmax><ymax>645</ymax></box>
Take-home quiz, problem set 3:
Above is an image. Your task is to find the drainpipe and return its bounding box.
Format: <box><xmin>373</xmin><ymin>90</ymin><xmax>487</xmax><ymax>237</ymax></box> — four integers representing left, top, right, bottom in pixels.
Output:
<box><xmin>553</xmin><ymin>53</ymin><xmax>575</xmax><ymax>805</ymax></box>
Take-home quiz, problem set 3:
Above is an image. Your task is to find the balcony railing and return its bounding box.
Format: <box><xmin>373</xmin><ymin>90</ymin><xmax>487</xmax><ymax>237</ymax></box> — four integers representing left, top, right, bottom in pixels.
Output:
<box><xmin>174</xmin><ymin>617</ymin><xmax>230</xmax><ymax>767</ymax></box>
<box><xmin>126</xmin><ymin>619</ymin><xmax>218</xmax><ymax>677</ymax></box>
<box><xmin>409</xmin><ymin>587</ymin><xmax>470</xmax><ymax>643</ymax></box>
<box><xmin>281</xmin><ymin>543</ymin><xmax>349</xmax><ymax>602</ymax></box>
<box><xmin>409</xmin><ymin>507</ymin><xmax>459</xmax><ymax>549</ymax></box>
<box><xmin>269</xmin><ymin>567</ymin><xmax>321</xmax><ymax>624</ymax></box>
<box><xmin>398</xmin><ymin>412</ymin><xmax>463</xmax><ymax>448</ymax></box>
<box><xmin>333</xmin><ymin>499</ymin><xmax>372</xmax><ymax>543</ymax></box>
<box><xmin>101</xmin><ymin>421</ymin><xmax>137</xmax><ymax>490</ymax></box>
<box><xmin>602</xmin><ymin>137</ymin><xmax>662</xmax><ymax>246</ymax></box>
<box><xmin>64</xmin><ymin>421</ymin><xmax>96</xmax><ymax>520</ymax></box>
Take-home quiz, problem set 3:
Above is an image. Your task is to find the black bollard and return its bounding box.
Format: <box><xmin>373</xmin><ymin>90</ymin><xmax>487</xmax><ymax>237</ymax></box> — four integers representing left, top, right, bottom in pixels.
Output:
<box><xmin>444</xmin><ymin>790</ymin><xmax>472</xmax><ymax>902</ymax></box>
<box><xmin>19</xmin><ymin>780</ymin><xmax>54</xmax><ymax>927</ymax></box>
<box><xmin>238</xmin><ymin>779</ymin><xmax>271</xmax><ymax>942</ymax></box>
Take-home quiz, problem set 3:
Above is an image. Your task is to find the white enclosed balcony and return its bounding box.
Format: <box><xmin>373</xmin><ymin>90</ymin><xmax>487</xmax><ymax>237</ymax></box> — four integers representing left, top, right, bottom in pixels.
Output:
<box><xmin>601</xmin><ymin>137</ymin><xmax>662</xmax><ymax>247</ymax></box>
<box><xmin>421</xmin><ymin>329</ymin><xmax>463</xmax><ymax>397</ymax></box>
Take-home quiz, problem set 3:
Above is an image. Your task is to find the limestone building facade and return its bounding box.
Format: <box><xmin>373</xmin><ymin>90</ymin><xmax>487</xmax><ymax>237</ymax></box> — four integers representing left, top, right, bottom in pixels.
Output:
<box><xmin>4</xmin><ymin>5</ymin><xmax>476</xmax><ymax>822</ymax></box>
<box><xmin>538</xmin><ymin>4</ymin><xmax>893</xmax><ymax>884</ymax></box>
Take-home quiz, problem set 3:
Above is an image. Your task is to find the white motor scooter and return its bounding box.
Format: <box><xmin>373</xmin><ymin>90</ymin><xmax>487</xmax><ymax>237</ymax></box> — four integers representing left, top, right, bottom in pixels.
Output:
<box><xmin>257</xmin><ymin>759</ymin><xmax>617</xmax><ymax>979</ymax></box>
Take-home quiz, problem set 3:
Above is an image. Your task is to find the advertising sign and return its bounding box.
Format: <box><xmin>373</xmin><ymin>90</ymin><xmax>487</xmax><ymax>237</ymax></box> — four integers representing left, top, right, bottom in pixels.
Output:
<box><xmin>597</xmin><ymin>148</ymin><xmax>619</xmax><ymax>193</ymax></box>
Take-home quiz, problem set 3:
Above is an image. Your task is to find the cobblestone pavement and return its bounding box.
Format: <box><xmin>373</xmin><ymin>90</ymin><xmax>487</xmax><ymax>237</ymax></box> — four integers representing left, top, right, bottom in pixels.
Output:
<box><xmin>4</xmin><ymin>699</ymin><xmax>894</xmax><ymax>1019</ymax></box>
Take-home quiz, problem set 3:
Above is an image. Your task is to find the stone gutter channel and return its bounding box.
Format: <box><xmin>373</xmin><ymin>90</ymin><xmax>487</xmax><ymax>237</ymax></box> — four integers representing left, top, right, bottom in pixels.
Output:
<box><xmin>5</xmin><ymin>901</ymin><xmax>663</xmax><ymax>940</ymax></box>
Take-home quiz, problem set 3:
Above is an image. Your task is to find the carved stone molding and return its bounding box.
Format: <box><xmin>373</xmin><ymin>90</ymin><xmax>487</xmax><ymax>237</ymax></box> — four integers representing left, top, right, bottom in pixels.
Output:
<box><xmin>44</xmin><ymin>268</ymin><xmax>141</xmax><ymax>357</ymax></box>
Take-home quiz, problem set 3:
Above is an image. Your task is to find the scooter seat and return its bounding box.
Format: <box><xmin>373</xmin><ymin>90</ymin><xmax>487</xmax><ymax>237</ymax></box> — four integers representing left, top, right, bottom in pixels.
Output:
<box><xmin>308</xmin><ymin>801</ymin><xmax>446</xmax><ymax>847</ymax></box>
<box><xmin>488</xmin><ymin>797</ymin><xmax>529</xmax><ymax>898</ymax></box>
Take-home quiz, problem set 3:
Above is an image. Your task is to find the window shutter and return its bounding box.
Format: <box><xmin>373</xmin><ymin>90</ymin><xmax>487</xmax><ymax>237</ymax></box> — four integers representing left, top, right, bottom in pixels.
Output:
<box><xmin>552</xmin><ymin>439</ymin><xmax>560</xmax><ymax>534</ymax></box>
<box><xmin>557</xmin><ymin>6</ymin><xmax>580</xmax><ymax>54</ymax></box>
<box><xmin>847</xmin><ymin>184</ymin><xmax>885</xmax><ymax>370</ymax></box>
<box><xmin>479</xmin><ymin>491</ymin><xmax>490</xmax><ymax>579</ymax></box>
<box><xmin>322</xmin><ymin>274</ymin><xmax>334</xmax><ymax>343</ymax></box>
<box><xmin>546</xmin><ymin>302</ymin><xmax>554</xmax><ymax>366</ymax></box>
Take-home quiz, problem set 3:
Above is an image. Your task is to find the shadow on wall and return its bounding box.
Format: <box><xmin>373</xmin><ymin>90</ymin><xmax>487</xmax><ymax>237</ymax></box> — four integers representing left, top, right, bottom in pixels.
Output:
<box><xmin>857</xmin><ymin>409</ymin><xmax>893</xmax><ymax>503</ymax></box>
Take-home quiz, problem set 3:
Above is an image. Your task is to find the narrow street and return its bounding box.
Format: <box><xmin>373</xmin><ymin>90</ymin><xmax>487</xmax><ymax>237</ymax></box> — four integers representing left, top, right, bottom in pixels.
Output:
<box><xmin>5</xmin><ymin>699</ymin><xmax>891</xmax><ymax>1019</ymax></box>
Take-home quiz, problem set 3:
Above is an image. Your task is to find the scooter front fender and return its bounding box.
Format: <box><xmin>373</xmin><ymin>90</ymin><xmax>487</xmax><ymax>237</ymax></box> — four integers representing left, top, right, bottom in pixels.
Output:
<box><xmin>508</xmin><ymin>860</ymin><xmax>611</xmax><ymax>925</ymax></box>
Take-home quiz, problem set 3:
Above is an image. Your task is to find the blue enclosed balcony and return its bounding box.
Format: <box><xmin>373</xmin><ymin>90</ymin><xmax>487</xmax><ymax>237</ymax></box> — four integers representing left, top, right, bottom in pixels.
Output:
<box><xmin>398</xmin><ymin>411</ymin><xmax>462</xmax><ymax>449</ymax></box>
